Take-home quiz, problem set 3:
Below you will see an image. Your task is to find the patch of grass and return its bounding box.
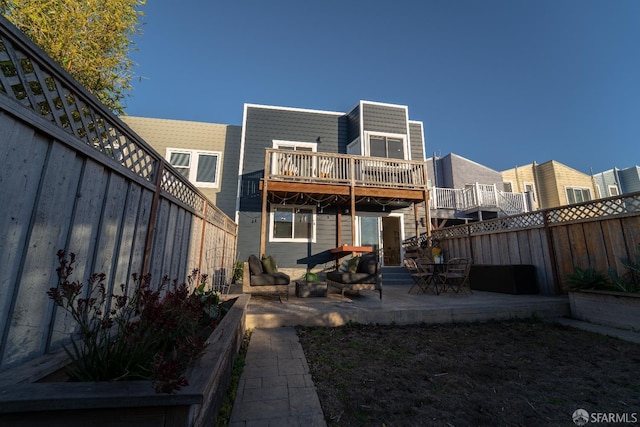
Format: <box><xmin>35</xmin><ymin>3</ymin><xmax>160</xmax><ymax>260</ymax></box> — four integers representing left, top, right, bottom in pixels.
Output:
<box><xmin>214</xmin><ymin>330</ymin><xmax>252</xmax><ymax>427</ymax></box>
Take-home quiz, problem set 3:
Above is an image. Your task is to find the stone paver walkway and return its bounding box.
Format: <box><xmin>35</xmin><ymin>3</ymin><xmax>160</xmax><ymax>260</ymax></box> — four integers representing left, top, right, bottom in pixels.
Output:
<box><xmin>229</xmin><ymin>328</ymin><xmax>326</xmax><ymax>426</ymax></box>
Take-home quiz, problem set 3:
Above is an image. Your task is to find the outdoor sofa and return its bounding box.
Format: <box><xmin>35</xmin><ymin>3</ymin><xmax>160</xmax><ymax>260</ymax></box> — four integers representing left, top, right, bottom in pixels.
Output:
<box><xmin>326</xmin><ymin>253</ymin><xmax>382</xmax><ymax>299</ymax></box>
<box><xmin>242</xmin><ymin>254</ymin><xmax>290</xmax><ymax>299</ymax></box>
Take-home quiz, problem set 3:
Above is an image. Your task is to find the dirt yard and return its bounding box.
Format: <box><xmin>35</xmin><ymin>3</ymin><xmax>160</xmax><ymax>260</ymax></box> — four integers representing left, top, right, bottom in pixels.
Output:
<box><xmin>296</xmin><ymin>319</ymin><xmax>640</xmax><ymax>426</ymax></box>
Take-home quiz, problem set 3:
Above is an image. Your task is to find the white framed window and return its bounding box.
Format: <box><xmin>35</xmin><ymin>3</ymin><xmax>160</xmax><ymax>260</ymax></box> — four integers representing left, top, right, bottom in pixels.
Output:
<box><xmin>166</xmin><ymin>148</ymin><xmax>221</xmax><ymax>188</ymax></box>
<box><xmin>363</xmin><ymin>131</ymin><xmax>408</xmax><ymax>160</ymax></box>
<box><xmin>565</xmin><ymin>187</ymin><xmax>592</xmax><ymax>205</ymax></box>
<box><xmin>503</xmin><ymin>181</ymin><xmax>514</xmax><ymax>192</ymax></box>
<box><xmin>269</xmin><ymin>205</ymin><xmax>316</xmax><ymax>242</ymax></box>
<box><xmin>608</xmin><ymin>185</ymin><xmax>620</xmax><ymax>196</ymax></box>
<box><xmin>272</xmin><ymin>140</ymin><xmax>317</xmax><ymax>152</ymax></box>
<box><xmin>524</xmin><ymin>182</ymin><xmax>536</xmax><ymax>201</ymax></box>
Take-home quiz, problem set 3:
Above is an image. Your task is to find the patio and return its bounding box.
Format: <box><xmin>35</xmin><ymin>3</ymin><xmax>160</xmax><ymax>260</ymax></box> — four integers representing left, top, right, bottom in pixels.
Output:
<box><xmin>229</xmin><ymin>283</ymin><xmax>571</xmax><ymax>329</ymax></box>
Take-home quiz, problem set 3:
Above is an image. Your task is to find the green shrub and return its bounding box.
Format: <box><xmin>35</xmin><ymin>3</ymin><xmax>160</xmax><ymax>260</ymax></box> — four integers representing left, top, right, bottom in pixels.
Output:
<box><xmin>567</xmin><ymin>266</ymin><xmax>610</xmax><ymax>290</ymax></box>
<box><xmin>568</xmin><ymin>243</ymin><xmax>640</xmax><ymax>293</ymax></box>
<box><xmin>47</xmin><ymin>250</ymin><xmax>223</xmax><ymax>393</ymax></box>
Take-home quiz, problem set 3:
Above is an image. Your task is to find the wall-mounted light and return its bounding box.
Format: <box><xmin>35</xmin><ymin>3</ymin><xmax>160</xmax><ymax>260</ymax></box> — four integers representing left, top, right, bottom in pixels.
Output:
<box><xmin>316</xmin><ymin>137</ymin><xmax>322</xmax><ymax>144</ymax></box>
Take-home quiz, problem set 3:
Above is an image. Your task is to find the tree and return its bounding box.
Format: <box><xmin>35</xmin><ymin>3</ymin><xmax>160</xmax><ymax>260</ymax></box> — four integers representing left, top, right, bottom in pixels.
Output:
<box><xmin>1</xmin><ymin>0</ymin><xmax>145</xmax><ymax>114</ymax></box>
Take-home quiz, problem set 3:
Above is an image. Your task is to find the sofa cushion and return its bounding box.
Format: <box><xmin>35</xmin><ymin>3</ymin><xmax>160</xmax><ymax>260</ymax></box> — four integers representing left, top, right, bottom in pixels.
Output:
<box><xmin>357</xmin><ymin>255</ymin><xmax>378</xmax><ymax>274</ymax></box>
<box><xmin>250</xmin><ymin>272</ymin><xmax>290</xmax><ymax>286</ymax></box>
<box><xmin>261</xmin><ymin>255</ymin><xmax>278</xmax><ymax>274</ymax></box>
<box><xmin>327</xmin><ymin>271</ymin><xmax>377</xmax><ymax>285</ymax></box>
<box><xmin>248</xmin><ymin>254</ymin><xmax>263</xmax><ymax>275</ymax></box>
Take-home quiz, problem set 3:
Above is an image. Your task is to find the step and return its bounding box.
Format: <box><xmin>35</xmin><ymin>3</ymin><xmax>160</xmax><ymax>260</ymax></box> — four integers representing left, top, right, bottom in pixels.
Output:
<box><xmin>381</xmin><ymin>267</ymin><xmax>412</xmax><ymax>286</ymax></box>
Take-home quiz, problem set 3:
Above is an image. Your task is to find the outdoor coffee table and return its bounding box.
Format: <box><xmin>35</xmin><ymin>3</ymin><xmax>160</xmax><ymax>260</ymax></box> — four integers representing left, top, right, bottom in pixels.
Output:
<box><xmin>295</xmin><ymin>280</ymin><xmax>328</xmax><ymax>298</ymax></box>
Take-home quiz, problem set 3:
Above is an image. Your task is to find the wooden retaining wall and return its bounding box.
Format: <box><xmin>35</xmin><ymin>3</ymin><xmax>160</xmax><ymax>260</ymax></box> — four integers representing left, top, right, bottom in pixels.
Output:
<box><xmin>426</xmin><ymin>193</ymin><xmax>640</xmax><ymax>295</ymax></box>
<box><xmin>0</xmin><ymin>16</ymin><xmax>237</xmax><ymax>371</ymax></box>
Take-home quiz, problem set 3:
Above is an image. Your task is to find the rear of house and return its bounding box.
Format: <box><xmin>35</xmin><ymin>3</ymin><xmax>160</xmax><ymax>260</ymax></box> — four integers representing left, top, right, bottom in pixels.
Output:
<box><xmin>235</xmin><ymin>101</ymin><xmax>429</xmax><ymax>278</ymax></box>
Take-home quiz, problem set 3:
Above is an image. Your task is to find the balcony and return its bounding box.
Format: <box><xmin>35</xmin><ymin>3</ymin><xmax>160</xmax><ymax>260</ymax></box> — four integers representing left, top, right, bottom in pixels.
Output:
<box><xmin>430</xmin><ymin>184</ymin><xmax>532</xmax><ymax>217</ymax></box>
<box><xmin>262</xmin><ymin>149</ymin><xmax>430</xmax><ymax>203</ymax></box>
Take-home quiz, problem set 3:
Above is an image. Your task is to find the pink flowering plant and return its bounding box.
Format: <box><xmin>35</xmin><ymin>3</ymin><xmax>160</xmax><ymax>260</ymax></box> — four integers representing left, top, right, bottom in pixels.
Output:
<box><xmin>47</xmin><ymin>250</ymin><xmax>224</xmax><ymax>393</ymax></box>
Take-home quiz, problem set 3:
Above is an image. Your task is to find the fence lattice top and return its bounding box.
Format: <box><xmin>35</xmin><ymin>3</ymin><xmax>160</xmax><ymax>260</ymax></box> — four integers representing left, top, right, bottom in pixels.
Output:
<box><xmin>0</xmin><ymin>16</ymin><xmax>233</xmax><ymax>224</ymax></box>
<box><xmin>404</xmin><ymin>192</ymin><xmax>640</xmax><ymax>246</ymax></box>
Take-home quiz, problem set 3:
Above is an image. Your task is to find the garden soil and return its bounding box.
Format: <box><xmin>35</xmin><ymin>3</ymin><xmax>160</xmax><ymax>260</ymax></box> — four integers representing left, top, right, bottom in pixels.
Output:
<box><xmin>296</xmin><ymin>319</ymin><xmax>640</xmax><ymax>426</ymax></box>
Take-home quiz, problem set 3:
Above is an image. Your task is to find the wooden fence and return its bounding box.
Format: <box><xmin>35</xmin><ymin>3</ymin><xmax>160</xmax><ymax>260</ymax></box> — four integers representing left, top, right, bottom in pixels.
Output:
<box><xmin>0</xmin><ymin>16</ymin><xmax>237</xmax><ymax>371</ymax></box>
<box><xmin>412</xmin><ymin>192</ymin><xmax>640</xmax><ymax>295</ymax></box>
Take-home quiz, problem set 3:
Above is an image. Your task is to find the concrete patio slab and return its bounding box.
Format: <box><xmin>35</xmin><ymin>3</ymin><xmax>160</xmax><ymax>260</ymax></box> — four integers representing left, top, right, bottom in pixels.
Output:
<box><xmin>241</xmin><ymin>284</ymin><xmax>570</xmax><ymax>329</ymax></box>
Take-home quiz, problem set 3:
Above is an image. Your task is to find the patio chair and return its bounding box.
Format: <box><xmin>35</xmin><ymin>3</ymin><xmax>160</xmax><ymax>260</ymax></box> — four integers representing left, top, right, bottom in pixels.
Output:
<box><xmin>278</xmin><ymin>154</ymin><xmax>298</xmax><ymax>176</ymax></box>
<box><xmin>318</xmin><ymin>158</ymin><xmax>334</xmax><ymax>178</ymax></box>
<box><xmin>438</xmin><ymin>257</ymin><xmax>472</xmax><ymax>294</ymax></box>
<box><xmin>415</xmin><ymin>258</ymin><xmax>440</xmax><ymax>294</ymax></box>
<box><xmin>404</xmin><ymin>258</ymin><xmax>423</xmax><ymax>293</ymax></box>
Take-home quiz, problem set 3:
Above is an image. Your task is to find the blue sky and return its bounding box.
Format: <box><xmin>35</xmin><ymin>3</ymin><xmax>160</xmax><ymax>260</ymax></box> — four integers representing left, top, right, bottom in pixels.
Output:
<box><xmin>125</xmin><ymin>0</ymin><xmax>640</xmax><ymax>174</ymax></box>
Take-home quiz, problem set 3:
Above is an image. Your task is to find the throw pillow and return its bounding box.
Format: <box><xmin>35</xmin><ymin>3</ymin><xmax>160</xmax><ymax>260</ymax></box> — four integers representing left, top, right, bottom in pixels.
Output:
<box><xmin>339</xmin><ymin>259</ymin><xmax>350</xmax><ymax>272</ymax></box>
<box><xmin>261</xmin><ymin>255</ymin><xmax>278</xmax><ymax>274</ymax></box>
<box><xmin>248</xmin><ymin>254</ymin><xmax>263</xmax><ymax>275</ymax></box>
<box><xmin>347</xmin><ymin>256</ymin><xmax>360</xmax><ymax>273</ymax></box>
<box><xmin>357</xmin><ymin>255</ymin><xmax>377</xmax><ymax>274</ymax></box>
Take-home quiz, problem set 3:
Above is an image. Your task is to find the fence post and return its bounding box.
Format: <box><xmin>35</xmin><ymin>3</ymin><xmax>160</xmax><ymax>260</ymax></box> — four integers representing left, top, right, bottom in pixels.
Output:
<box><xmin>142</xmin><ymin>160</ymin><xmax>165</xmax><ymax>275</ymax></box>
<box><xmin>198</xmin><ymin>201</ymin><xmax>208</xmax><ymax>273</ymax></box>
<box><xmin>542</xmin><ymin>209</ymin><xmax>561</xmax><ymax>294</ymax></box>
<box><xmin>467</xmin><ymin>224</ymin><xmax>474</xmax><ymax>261</ymax></box>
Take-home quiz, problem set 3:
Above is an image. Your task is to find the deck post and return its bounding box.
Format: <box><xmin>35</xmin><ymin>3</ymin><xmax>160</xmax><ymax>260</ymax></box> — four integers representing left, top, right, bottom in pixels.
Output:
<box><xmin>414</xmin><ymin>203</ymin><xmax>420</xmax><ymax>239</ymax></box>
<box><xmin>422</xmin><ymin>165</ymin><xmax>432</xmax><ymax>237</ymax></box>
<box><xmin>260</xmin><ymin>179</ymin><xmax>268</xmax><ymax>257</ymax></box>
<box><xmin>336</xmin><ymin>210</ymin><xmax>342</xmax><ymax>246</ymax></box>
<box><xmin>350</xmin><ymin>157</ymin><xmax>356</xmax><ymax>245</ymax></box>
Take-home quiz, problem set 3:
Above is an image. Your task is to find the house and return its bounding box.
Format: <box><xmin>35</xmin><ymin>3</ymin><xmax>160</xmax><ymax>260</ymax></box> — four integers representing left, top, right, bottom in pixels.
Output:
<box><xmin>591</xmin><ymin>169</ymin><xmax>621</xmax><ymax>199</ymax></box>
<box><xmin>501</xmin><ymin>160</ymin><xmax>598</xmax><ymax>209</ymax></box>
<box><xmin>592</xmin><ymin>165</ymin><xmax>640</xmax><ymax>198</ymax></box>
<box><xmin>425</xmin><ymin>153</ymin><xmax>532</xmax><ymax>227</ymax></box>
<box><xmin>120</xmin><ymin>116</ymin><xmax>242</xmax><ymax>218</ymax></box>
<box><xmin>236</xmin><ymin>101</ymin><xmax>431</xmax><ymax>274</ymax></box>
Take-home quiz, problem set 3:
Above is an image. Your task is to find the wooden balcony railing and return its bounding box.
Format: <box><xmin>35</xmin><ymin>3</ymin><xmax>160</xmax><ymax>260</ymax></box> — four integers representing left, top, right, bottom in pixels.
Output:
<box><xmin>264</xmin><ymin>149</ymin><xmax>429</xmax><ymax>190</ymax></box>
<box><xmin>430</xmin><ymin>184</ymin><xmax>531</xmax><ymax>215</ymax></box>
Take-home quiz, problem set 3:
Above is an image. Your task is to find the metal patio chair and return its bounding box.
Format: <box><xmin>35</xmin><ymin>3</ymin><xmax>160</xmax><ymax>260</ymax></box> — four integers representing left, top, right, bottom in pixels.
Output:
<box><xmin>438</xmin><ymin>257</ymin><xmax>472</xmax><ymax>294</ymax></box>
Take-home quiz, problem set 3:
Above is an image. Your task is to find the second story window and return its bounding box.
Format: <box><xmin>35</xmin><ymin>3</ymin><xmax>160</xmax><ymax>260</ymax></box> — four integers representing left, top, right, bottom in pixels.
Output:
<box><xmin>566</xmin><ymin>187</ymin><xmax>592</xmax><ymax>205</ymax></box>
<box><xmin>364</xmin><ymin>132</ymin><xmax>408</xmax><ymax>160</ymax></box>
<box><xmin>524</xmin><ymin>182</ymin><xmax>536</xmax><ymax>201</ymax></box>
<box><xmin>167</xmin><ymin>148</ymin><xmax>221</xmax><ymax>188</ymax></box>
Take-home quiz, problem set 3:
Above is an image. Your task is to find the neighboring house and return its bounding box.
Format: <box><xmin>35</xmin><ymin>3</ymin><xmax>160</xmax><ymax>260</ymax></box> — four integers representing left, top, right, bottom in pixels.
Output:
<box><xmin>502</xmin><ymin>160</ymin><xmax>598</xmax><ymax>209</ymax></box>
<box><xmin>120</xmin><ymin>116</ymin><xmax>241</xmax><ymax>218</ymax></box>
<box><xmin>591</xmin><ymin>169</ymin><xmax>621</xmax><ymax>199</ymax></box>
<box><xmin>592</xmin><ymin>166</ymin><xmax>640</xmax><ymax>197</ymax></box>
<box><xmin>236</xmin><ymin>101</ymin><xmax>431</xmax><ymax>272</ymax></box>
<box><xmin>425</xmin><ymin>153</ymin><xmax>531</xmax><ymax>227</ymax></box>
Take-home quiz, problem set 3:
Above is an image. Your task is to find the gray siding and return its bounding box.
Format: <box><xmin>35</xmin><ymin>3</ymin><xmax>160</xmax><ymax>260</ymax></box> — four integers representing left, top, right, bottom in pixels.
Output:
<box><xmin>346</xmin><ymin>104</ymin><xmax>360</xmax><ymax>145</ymax></box>
<box><xmin>238</xmin><ymin>106</ymin><xmax>347</xmax><ymax>267</ymax></box>
<box><xmin>409</xmin><ymin>121</ymin><xmax>425</xmax><ymax>162</ymax></box>
<box><xmin>218</xmin><ymin>126</ymin><xmax>243</xmax><ymax>217</ymax></box>
<box><xmin>618</xmin><ymin>166</ymin><xmax>640</xmax><ymax>193</ymax></box>
<box><xmin>361</xmin><ymin>102</ymin><xmax>408</xmax><ymax>135</ymax></box>
<box><xmin>593</xmin><ymin>170</ymin><xmax>618</xmax><ymax>197</ymax></box>
<box><xmin>431</xmin><ymin>153</ymin><xmax>503</xmax><ymax>189</ymax></box>
<box><xmin>237</xmin><ymin>102</ymin><xmax>428</xmax><ymax>269</ymax></box>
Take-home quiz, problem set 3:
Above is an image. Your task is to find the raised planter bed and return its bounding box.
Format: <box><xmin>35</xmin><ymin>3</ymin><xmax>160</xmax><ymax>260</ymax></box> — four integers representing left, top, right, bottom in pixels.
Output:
<box><xmin>0</xmin><ymin>294</ymin><xmax>250</xmax><ymax>427</ymax></box>
<box><xmin>568</xmin><ymin>290</ymin><xmax>640</xmax><ymax>331</ymax></box>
